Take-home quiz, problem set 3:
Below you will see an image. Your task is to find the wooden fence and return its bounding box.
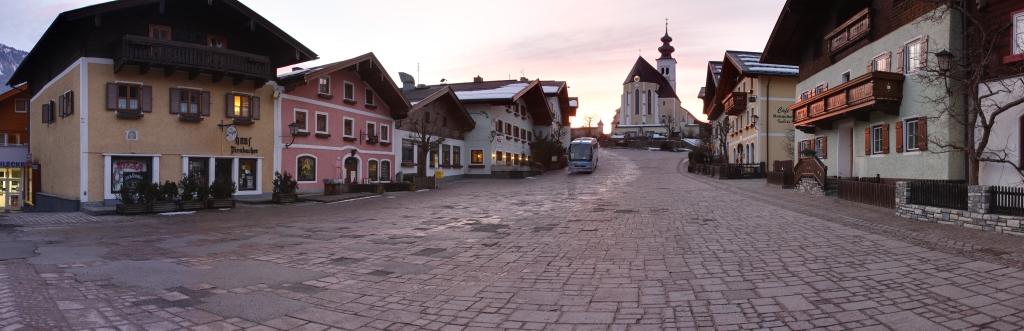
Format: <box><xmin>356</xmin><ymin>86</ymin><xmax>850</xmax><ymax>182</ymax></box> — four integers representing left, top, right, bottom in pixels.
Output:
<box><xmin>766</xmin><ymin>160</ymin><xmax>795</xmax><ymax>187</ymax></box>
<box><xmin>990</xmin><ymin>185</ymin><xmax>1024</xmax><ymax>216</ymax></box>
<box><xmin>908</xmin><ymin>181</ymin><xmax>968</xmax><ymax>210</ymax></box>
<box><xmin>836</xmin><ymin>178</ymin><xmax>895</xmax><ymax>209</ymax></box>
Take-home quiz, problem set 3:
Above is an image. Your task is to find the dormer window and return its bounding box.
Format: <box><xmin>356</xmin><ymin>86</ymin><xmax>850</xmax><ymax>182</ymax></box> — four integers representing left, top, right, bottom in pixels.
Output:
<box><xmin>318</xmin><ymin>77</ymin><xmax>331</xmax><ymax>97</ymax></box>
<box><xmin>149</xmin><ymin>24</ymin><xmax>172</xmax><ymax>40</ymax></box>
<box><xmin>207</xmin><ymin>35</ymin><xmax>226</xmax><ymax>48</ymax></box>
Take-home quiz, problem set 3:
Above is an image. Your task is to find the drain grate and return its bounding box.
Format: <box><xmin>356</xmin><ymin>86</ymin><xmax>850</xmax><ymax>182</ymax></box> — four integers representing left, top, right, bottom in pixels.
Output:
<box><xmin>411</xmin><ymin>248</ymin><xmax>446</xmax><ymax>257</ymax></box>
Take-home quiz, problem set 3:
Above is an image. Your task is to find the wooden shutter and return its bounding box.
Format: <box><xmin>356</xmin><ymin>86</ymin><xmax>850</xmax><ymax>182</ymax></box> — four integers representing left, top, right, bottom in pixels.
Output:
<box><xmin>919</xmin><ymin>36</ymin><xmax>929</xmax><ymax>68</ymax></box>
<box><xmin>820</xmin><ymin>136</ymin><xmax>828</xmax><ymax>159</ymax></box>
<box><xmin>895</xmin><ymin>121</ymin><xmax>903</xmax><ymax>153</ymax></box>
<box><xmin>917</xmin><ymin>117</ymin><xmax>928</xmax><ymax>151</ymax></box>
<box><xmin>251</xmin><ymin>96</ymin><xmax>260</xmax><ymax>120</ymax></box>
<box><xmin>881</xmin><ymin>123</ymin><xmax>890</xmax><ymax>154</ymax></box>
<box><xmin>67</xmin><ymin>90</ymin><xmax>74</xmax><ymax>117</ymax></box>
<box><xmin>49</xmin><ymin>101</ymin><xmax>56</xmax><ymax>123</ymax></box>
<box><xmin>106</xmin><ymin>83</ymin><xmax>118</xmax><ymax>110</ymax></box>
<box><xmin>41</xmin><ymin>102</ymin><xmax>50</xmax><ymax>124</ymax></box>
<box><xmin>225</xmin><ymin>93</ymin><xmax>234</xmax><ymax>118</ymax></box>
<box><xmin>169</xmin><ymin>88</ymin><xmax>181</xmax><ymax>114</ymax></box>
<box><xmin>895</xmin><ymin>47</ymin><xmax>905</xmax><ymax>73</ymax></box>
<box><xmin>140</xmin><ymin>86</ymin><xmax>153</xmax><ymax>113</ymax></box>
<box><xmin>864</xmin><ymin>127</ymin><xmax>871</xmax><ymax>155</ymax></box>
<box><xmin>57</xmin><ymin>93</ymin><xmax>65</xmax><ymax>118</ymax></box>
<box><xmin>200</xmin><ymin>91</ymin><xmax>211</xmax><ymax>117</ymax></box>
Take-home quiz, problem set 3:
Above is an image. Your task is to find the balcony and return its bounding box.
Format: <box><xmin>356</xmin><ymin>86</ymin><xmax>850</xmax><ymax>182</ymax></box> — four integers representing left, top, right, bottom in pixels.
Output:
<box><xmin>826</xmin><ymin>8</ymin><xmax>871</xmax><ymax>56</ymax></box>
<box><xmin>114</xmin><ymin>35</ymin><xmax>273</xmax><ymax>83</ymax></box>
<box><xmin>723</xmin><ymin>92</ymin><xmax>748</xmax><ymax>115</ymax></box>
<box><xmin>791</xmin><ymin>71</ymin><xmax>904</xmax><ymax>129</ymax></box>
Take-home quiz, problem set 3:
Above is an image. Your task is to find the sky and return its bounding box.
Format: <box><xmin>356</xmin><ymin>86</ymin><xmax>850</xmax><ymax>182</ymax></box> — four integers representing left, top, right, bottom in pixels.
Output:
<box><xmin>1</xmin><ymin>0</ymin><xmax>787</xmax><ymax>128</ymax></box>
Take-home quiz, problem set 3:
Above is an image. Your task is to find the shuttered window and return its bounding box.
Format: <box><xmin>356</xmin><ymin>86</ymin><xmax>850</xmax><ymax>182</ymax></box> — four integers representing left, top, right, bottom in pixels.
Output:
<box><xmin>14</xmin><ymin>99</ymin><xmax>28</xmax><ymax>113</ymax></box>
<box><xmin>871</xmin><ymin>52</ymin><xmax>891</xmax><ymax>72</ymax></box>
<box><xmin>225</xmin><ymin>93</ymin><xmax>259</xmax><ymax>122</ymax></box>
<box><xmin>169</xmin><ymin>88</ymin><xmax>206</xmax><ymax>117</ymax></box>
<box><xmin>57</xmin><ymin>90</ymin><xmax>74</xmax><ymax>118</ymax></box>
<box><xmin>815</xmin><ymin>136</ymin><xmax>828</xmax><ymax>159</ymax></box>
<box><xmin>902</xmin><ymin>36</ymin><xmax>928</xmax><ymax>73</ymax></box>
<box><xmin>870</xmin><ymin>124</ymin><xmax>887</xmax><ymax>155</ymax></box>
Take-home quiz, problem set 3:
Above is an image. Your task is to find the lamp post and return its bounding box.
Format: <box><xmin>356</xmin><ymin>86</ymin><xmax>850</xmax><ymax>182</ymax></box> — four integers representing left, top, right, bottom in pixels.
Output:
<box><xmin>750</xmin><ymin>114</ymin><xmax>760</xmax><ymax>163</ymax></box>
<box><xmin>285</xmin><ymin>122</ymin><xmax>299</xmax><ymax>148</ymax></box>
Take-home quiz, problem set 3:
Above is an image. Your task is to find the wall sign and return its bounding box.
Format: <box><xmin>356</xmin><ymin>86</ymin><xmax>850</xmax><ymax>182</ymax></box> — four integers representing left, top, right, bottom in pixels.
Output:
<box><xmin>231</xmin><ymin>136</ymin><xmax>259</xmax><ymax>155</ymax></box>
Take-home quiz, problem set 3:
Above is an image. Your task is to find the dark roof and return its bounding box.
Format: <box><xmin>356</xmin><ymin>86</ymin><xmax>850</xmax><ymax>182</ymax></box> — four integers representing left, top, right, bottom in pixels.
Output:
<box><xmin>621</xmin><ymin>56</ymin><xmax>678</xmax><ymax>100</ymax></box>
<box><xmin>9</xmin><ymin>0</ymin><xmax>317</xmax><ymax>87</ymax></box>
<box><xmin>402</xmin><ymin>85</ymin><xmax>445</xmax><ymax>104</ymax></box>
<box><xmin>709</xmin><ymin>61</ymin><xmax>723</xmax><ymax>85</ymax></box>
<box><xmin>278</xmin><ymin>53</ymin><xmax>410</xmax><ymax>119</ymax></box>
<box><xmin>0</xmin><ymin>84</ymin><xmax>27</xmax><ymax>102</ymax></box>
<box><xmin>405</xmin><ymin>86</ymin><xmax>475</xmax><ymax>130</ymax></box>
<box><xmin>761</xmin><ymin>0</ymin><xmax>833</xmax><ymax>65</ymax></box>
<box><xmin>417</xmin><ymin>79</ymin><xmax>553</xmax><ymax>125</ymax></box>
<box><xmin>724</xmin><ymin>51</ymin><xmax>799</xmax><ymax>77</ymax></box>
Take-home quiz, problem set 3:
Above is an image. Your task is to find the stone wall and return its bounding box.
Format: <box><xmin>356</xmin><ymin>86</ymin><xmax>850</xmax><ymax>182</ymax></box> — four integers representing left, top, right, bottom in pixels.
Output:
<box><xmin>895</xmin><ymin>182</ymin><xmax>1024</xmax><ymax>236</ymax></box>
<box><xmin>795</xmin><ymin>178</ymin><xmax>825</xmax><ymax>196</ymax></box>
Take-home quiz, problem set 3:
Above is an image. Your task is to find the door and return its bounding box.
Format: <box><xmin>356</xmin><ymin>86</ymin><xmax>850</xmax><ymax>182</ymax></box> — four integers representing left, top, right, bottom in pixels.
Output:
<box><xmin>837</xmin><ymin>125</ymin><xmax>854</xmax><ymax>177</ymax></box>
<box><xmin>214</xmin><ymin>158</ymin><xmax>233</xmax><ymax>185</ymax></box>
<box><xmin>344</xmin><ymin>157</ymin><xmax>359</xmax><ymax>184</ymax></box>
<box><xmin>188</xmin><ymin>158</ymin><xmax>210</xmax><ymax>187</ymax></box>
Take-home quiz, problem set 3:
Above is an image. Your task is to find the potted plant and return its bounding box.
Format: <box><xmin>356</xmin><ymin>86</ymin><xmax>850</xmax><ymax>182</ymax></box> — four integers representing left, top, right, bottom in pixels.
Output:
<box><xmin>115</xmin><ymin>182</ymin><xmax>148</xmax><ymax>215</ymax></box>
<box><xmin>151</xmin><ymin>181</ymin><xmax>180</xmax><ymax>213</ymax></box>
<box><xmin>272</xmin><ymin>171</ymin><xmax>299</xmax><ymax>203</ymax></box>
<box><xmin>207</xmin><ymin>179</ymin><xmax>236</xmax><ymax>209</ymax></box>
<box><xmin>800</xmin><ymin>149</ymin><xmax>817</xmax><ymax>158</ymax></box>
<box><xmin>178</xmin><ymin>173</ymin><xmax>205</xmax><ymax>210</ymax></box>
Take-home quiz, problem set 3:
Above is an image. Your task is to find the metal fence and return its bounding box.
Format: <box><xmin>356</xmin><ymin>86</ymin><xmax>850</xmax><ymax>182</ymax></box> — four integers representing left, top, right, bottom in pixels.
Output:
<box><xmin>990</xmin><ymin>185</ymin><xmax>1024</xmax><ymax>216</ymax></box>
<box><xmin>836</xmin><ymin>178</ymin><xmax>895</xmax><ymax>209</ymax></box>
<box><xmin>908</xmin><ymin>181</ymin><xmax>968</xmax><ymax>210</ymax></box>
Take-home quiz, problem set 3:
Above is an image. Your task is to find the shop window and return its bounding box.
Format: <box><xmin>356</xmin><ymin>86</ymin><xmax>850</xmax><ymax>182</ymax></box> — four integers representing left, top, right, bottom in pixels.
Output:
<box><xmin>380</xmin><ymin>160</ymin><xmax>391</xmax><ymax>182</ymax></box>
<box><xmin>186</xmin><ymin>158</ymin><xmax>210</xmax><ymax>188</ymax></box>
<box><xmin>401</xmin><ymin>139</ymin><xmax>415</xmax><ymax>164</ymax></box>
<box><xmin>368</xmin><ymin>160</ymin><xmax>379</xmax><ymax>182</ymax></box>
<box><xmin>442</xmin><ymin>144</ymin><xmax>451</xmax><ymax>166</ymax></box>
<box><xmin>453</xmin><ymin>146</ymin><xmax>462</xmax><ymax>166</ymax></box>
<box><xmin>496</xmin><ymin>151</ymin><xmax>504</xmax><ymax>163</ymax></box>
<box><xmin>430</xmin><ymin>149</ymin><xmax>438</xmax><ymax>168</ymax></box>
<box><xmin>471</xmin><ymin>149</ymin><xmax>484</xmax><ymax>164</ymax></box>
<box><xmin>297</xmin><ymin>156</ymin><xmax>316</xmax><ymax>182</ymax></box>
<box><xmin>318</xmin><ymin>77</ymin><xmax>331</xmax><ymax>96</ymax></box>
<box><xmin>293</xmin><ymin>110</ymin><xmax>308</xmax><ymax>132</ymax></box>
<box><xmin>238</xmin><ymin>158</ymin><xmax>257</xmax><ymax>191</ymax></box>
<box><xmin>111</xmin><ymin>157</ymin><xmax>153</xmax><ymax>194</ymax></box>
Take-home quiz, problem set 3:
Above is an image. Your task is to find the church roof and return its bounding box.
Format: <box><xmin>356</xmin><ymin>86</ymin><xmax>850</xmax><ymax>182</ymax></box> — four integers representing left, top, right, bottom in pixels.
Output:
<box><xmin>621</xmin><ymin>56</ymin><xmax>678</xmax><ymax>100</ymax></box>
<box><xmin>724</xmin><ymin>51</ymin><xmax>799</xmax><ymax>77</ymax></box>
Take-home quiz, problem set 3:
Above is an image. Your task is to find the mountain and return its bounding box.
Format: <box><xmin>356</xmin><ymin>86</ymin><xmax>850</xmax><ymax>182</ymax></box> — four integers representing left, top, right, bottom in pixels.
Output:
<box><xmin>0</xmin><ymin>43</ymin><xmax>28</xmax><ymax>94</ymax></box>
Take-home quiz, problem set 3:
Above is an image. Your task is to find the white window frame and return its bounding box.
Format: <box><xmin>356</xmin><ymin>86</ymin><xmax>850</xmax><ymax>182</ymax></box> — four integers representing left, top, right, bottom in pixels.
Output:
<box><xmin>343</xmin><ymin>81</ymin><xmax>356</xmax><ymax>101</ymax></box>
<box><xmin>365</xmin><ymin>88</ymin><xmax>375</xmax><ymax>106</ymax></box>
<box><xmin>379</xmin><ymin>123</ymin><xmax>390</xmax><ymax>143</ymax></box>
<box><xmin>295</xmin><ymin>154</ymin><xmax>318</xmax><ymax>184</ymax></box>
<box><xmin>343</xmin><ymin>117</ymin><xmax>355</xmax><ymax>138</ymax></box>
<box><xmin>1014</xmin><ymin>11</ymin><xmax>1024</xmax><ymax>55</ymax></box>
<box><xmin>318</xmin><ymin>76</ymin><xmax>331</xmax><ymax>95</ymax></box>
<box><xmin>293</xmin><ymin>109</ymin><xmax>309</xmax><ymax>133</ymax></box>
<box><xmin>840</xmin><ymin>70</ymin><xmax>851</xmax><ymax>83</ymax></box>
<box><xmin>366</xmin><ymin>121</ymin><xmax>377</xmax><ymax>140</ymax></box>
<box><xmin>872</xmin><ymin>52</ymin><xmax>891</xmax><ymax>72</ymax></box>
<box><xmin>904</xmin><ymin>37</ymin><xmax>925</xmax><ymax>73</ymax></box>
<box><xmin>871</xmin><ymin>124</ymin><xmax>885</xmax><ymax>155</ymax></box>
<box><xmin>314</xmin><ymin>111</ymin><xmax>329</xmax><ymax>135</ymax></box>
<box><xmin>904</xmin><ymin>118</ymin><xmax>920</xmax><ymax>152</ymax></box>
<box><xmin>13</xmin><ymin>99</ymin><xmax>28</xmax><ymax>113</ymax></box>
<box><xmin>814</xmin><ymin>136</ymin><xmax>826</xmax><ymax>158</ymax></box>
<box><xmin>367</xmin><ymin>158</ymin><xmax>380</xmax><ymax>182</ymax></box>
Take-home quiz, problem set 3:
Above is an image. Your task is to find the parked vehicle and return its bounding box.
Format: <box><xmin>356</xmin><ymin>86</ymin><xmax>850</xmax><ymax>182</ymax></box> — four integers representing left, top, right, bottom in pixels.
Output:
<box><xmin>568</xmin><ymin>137</ymin><xmax>599</xmax><ymax>174</ymax></box>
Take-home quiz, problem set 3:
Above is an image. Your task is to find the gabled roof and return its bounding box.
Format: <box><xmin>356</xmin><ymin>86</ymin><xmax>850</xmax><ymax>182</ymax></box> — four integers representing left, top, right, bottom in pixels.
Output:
<box><xmin>621</xmin><ymin>56</ymin><xmax>678</xmax><ymax>100</ymax></box>
<box><xmin>540</xmin><ymin>81</ymin><xmax>566</xmax><ymax>95</ymax></box>
<box><xmin>724</xmin><ymin>51</ymin><xmax>799</xmax><ymax>77</ymax></box>
<box><xmin>0</xmin><ymin>83</ymin><xmax>27</xmax><ymax>102</ymax></box>
<box><xmin>404</xmin><ymin>86</ymin><xmax>475</xmax><ymax>130</ymax></box>
<box><xmin>278</xmin><ymin>52</ymin><xmax>410</xmax><ymax>119</ymax></box>
<box><xmin>708</xmin><ymin>61</ymin><xmax>724</xmax><ymax>85</ymax></box>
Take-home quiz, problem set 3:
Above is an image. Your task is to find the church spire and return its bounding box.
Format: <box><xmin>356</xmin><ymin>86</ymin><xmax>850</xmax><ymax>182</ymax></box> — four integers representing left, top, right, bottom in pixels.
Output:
<box><xmin>658</xmin><ymin>18</ymin><xmax>675</xmax><ymax>60</ymax></box>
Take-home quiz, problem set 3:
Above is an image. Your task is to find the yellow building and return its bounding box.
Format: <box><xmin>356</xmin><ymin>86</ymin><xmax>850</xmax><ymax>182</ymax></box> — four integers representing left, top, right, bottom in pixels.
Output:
<box><xmin>7</xmin><ymin>0</ymin><xmax>316</xmax><ymax>211</ymax></box>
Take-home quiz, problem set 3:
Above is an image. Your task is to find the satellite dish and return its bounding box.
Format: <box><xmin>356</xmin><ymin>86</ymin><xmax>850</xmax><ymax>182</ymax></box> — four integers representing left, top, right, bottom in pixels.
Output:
<box><xmin>225</xmin><ymin>125</ymin><xmax>238</xmax><ymax>142</ymax></box>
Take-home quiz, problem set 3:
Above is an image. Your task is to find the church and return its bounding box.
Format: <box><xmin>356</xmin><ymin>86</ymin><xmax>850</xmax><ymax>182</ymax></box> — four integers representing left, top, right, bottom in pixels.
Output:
<box><xmin>612</xmin><ymin>25</ymin><xmax>696</xmax><ymax>139</ymax></box>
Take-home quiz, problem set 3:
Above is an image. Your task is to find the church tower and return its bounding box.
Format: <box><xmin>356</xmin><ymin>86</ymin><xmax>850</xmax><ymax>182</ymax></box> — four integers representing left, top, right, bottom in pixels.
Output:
<box><xmin>656</xmin><ymin>21</ymin><xmax>677</xmax><ymax>91</ymax></box>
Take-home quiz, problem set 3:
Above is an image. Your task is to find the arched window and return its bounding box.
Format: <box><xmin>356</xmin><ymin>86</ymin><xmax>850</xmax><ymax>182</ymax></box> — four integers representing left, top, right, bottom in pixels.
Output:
<box><xmin>646</xmin><ymin>90</ymin><xmax>652</xmax><ymax>115</ymax></box>
<box><xmin>368</xmin><ymin>160</ymin><xmax>379</xmax><ymax>182</ymax></box>
<box><xmin>296</xmin><ymin>155</ymin><xmax>316</xmax><ymax>182</ymax></box>
<box><xmin>380</xmin><ymin>160</ymin><xmax>391</xmax><ymax>182</ymax></box>
<box><xmin>633</xmin><ymin>89</ymin><xmax>640</xmax><ymax>115</ymax></box>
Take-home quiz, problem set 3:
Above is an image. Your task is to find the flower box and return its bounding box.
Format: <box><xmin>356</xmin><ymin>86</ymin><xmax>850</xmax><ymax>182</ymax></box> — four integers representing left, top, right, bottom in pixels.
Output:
<box><xmin>273</xmin><ymin>192</ymin><xmax>298</xmax><ymax>204</ymax></box>
<box><xmin>151</xmin><ymin>200</ymin><xmax>179</xmax><ymax>213</ymax></box>
<box><xmin>116</xmin><ymin>203</ymin><xmax>149</xmax><ymax>215</ymax></box>
<box><xmin>207</xmin><ymin>198</ymin><xmax>235</xmax><ymax>209</ymax></box>
<box><xmin>178</xmin><ymin>200</ymin><xmax>205</xmax><ymax>211</ymax></box>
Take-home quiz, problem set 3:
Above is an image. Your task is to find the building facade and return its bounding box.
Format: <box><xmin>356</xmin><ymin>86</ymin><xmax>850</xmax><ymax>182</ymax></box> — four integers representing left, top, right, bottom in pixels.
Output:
<box><xmin>7</xmin><ymin>0</ymin><xmax>316</xmax><ymax>210</ymax></box>
<box><xmin>613</xmin><ymin>27</ymin><xmax>696</xmax><ymax>138</ymax></box>
<box><xmin>762</xmin><ymin>0</ymin><xmax>965</xmax><ymax>180</ymax></box>
<box><xmin>0</xmin><ymin>85</ymin><xmax>31</xmax><ymax>209</ymax></box>
<box><xmin>276</xmin><ymin>53</ymin><xmax>409</xmax><ymax>192</ymax></box>
<box><xmin>973</xmin><ymin>0</ymin><xmax>1024</xmax><ymax>186</ymax></box>
<box><xmin>396</xmin><ymin>83</ymin><xmax>475</xmax><ymax>180</ymax></box>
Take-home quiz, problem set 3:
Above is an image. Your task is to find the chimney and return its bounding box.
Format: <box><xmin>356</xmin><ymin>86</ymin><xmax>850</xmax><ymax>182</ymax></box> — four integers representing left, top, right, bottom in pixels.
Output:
<box><xmin>291</xmin><ymin>67</ymin><xmax>304</xmax><ymax>72</ymax></box>
<box><xmin>398</xmin><ymin>72</ymin><xmax>415</xmax><ymax>91</ymax></box>
<box><xmin>473</xmin><ymin>75</ymin><xmax>484</xmax><ymax>83</ymax></box>
<box><xmin>519</xmin><ymin>76</ymin><xmax>529</xmax><ymax>82</ymax></box>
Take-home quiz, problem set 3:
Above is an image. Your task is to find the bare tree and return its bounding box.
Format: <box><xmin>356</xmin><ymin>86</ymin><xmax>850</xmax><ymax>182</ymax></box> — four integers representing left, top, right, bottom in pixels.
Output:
<box><xmin>660</xmin><ymin>115</ymin><xmax>677</xmax><ymax>139</ymax></box>
<box><xmin>581</xmin><ymin>115</ymin><xmax>596</xmax><ymax>128</ymax></box>
<box><xmin>711</xmin><ymin>118</ymin><xmax>732</xmax><ymax>163</ymax></box>
<box><xmin>917</xmin><ymin>1</ymin><xmax>1024</xmax><ymax>184</ymax></box>
<box><xmin>396</xmin><ymin>112</ymin><xmax>446</xmax><ymax>177</ymax></box>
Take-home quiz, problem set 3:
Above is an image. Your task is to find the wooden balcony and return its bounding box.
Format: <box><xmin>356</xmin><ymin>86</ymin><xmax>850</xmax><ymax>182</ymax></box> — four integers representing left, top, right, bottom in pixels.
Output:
<box><xmin>115</xmin><ymin>35</ymin><xmax>273</xmax><ymax>83</ymax></box>
<box><xmin>826</xmin><ymin>8</ymin><xmax>871</xmax><ymax>56</ymax></box>
<box><xmin>791</xmin><ymin>71</ymin><xmax>904</xmax><ymax>128</ymax></box>
<box><xmin>723</xmin><ymin>92</ymin><xmax>747</xmax><ymax>115</ymax></box>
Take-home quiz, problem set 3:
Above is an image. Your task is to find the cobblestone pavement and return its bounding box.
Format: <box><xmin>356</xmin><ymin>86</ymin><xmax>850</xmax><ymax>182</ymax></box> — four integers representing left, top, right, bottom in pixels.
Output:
<box><xmin>3</xmin><ymin>149</ymin><xmax>1024</xmax><ymax>330</ymax></box>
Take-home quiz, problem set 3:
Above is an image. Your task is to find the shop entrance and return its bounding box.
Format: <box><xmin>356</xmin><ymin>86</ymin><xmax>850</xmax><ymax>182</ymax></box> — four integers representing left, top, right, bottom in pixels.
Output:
<box><xmin>214</xmin><ymin>158</ymin><xmax>233</xmax><ymax>184</ymax></box>
<box><xmin>0</xmin><ymin>168</ymin><xmax>22</xmax><ymax>209</ymax></box>
<box><xmin>344</xmin><ymin>157</ymin><xmax>359</xmax><ymax>183</ymax></box>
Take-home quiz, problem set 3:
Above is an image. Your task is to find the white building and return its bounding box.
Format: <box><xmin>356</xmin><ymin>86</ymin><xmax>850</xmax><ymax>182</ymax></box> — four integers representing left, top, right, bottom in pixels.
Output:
<box><xmin>613</xmin><ymin>25</ymin><xmax>696</xmax><ymax>138</ymax></box>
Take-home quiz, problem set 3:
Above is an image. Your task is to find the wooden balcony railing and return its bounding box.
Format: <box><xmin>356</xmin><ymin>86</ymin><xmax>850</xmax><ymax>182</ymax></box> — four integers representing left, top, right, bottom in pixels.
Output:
<box><xmin>826</xmin><ymin>8</ymin><xmax>871</xmax><ymax>55</ymax></box>
<box><xmin>723</xmin><ymin>92</ymin><xmax>747</xmax><ymax>115</ymax></box>
<box><xmin>115</xmin><ymin>35</ymin><xmax>273</xmax><ymax>81</ymax></box>
<box><xmin>791</xmin><ymin>71</ymin><xmax>904</xmax><ymax>127</ymax></box>
<box><xmin>794</xmin><ymin>155</ymin><xmax>827</xmax><ymax>187</ymax></box>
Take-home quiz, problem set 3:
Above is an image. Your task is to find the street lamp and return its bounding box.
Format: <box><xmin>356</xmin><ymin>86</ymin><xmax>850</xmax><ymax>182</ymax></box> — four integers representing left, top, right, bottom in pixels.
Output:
<box><xmin>750</xmin><ymin>114</ymin><xmax>759</xmax><ymax>127</ymax></box>
<box><xmin>936</xmin><ymin>49</ymin><xmax>954</xmax><ymax>74</ymax></box>
<box><xmin>285</xmin><ymin>122</ymin><xmax>300</xmax><ymax>148</ymax></box>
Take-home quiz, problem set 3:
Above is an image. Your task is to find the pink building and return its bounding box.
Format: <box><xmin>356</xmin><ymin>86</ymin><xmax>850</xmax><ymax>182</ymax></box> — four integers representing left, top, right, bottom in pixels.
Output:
<box><xmin>277</xmin><ymin>53</ymin><xmax>409</xmax><ymax>192</ymax></box>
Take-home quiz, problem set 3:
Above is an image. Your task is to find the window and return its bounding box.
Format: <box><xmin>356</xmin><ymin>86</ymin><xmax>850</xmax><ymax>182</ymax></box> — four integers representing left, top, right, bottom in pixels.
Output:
<box><xmin>380</xmin><ymin>124</ymin><xmax>390</xmax><ymax>143</ymax></box>
<box><xmin>902</xmin><ymin>37</ymin><xmax>927</xmax><ymax>73</ymax></box>
<box><xmin>634</xmin><ymin>89</ymin><xmax>640</xmax><ymax>115</ymax></box>
<box><xmin>814</xmin><ymin>136</ymin><xmax>828</xmax><ymax>159</ymax></box>
<box><xmin>380</xmin><ymin>160</ymin><xmax>391</xmax><ymax>182</ymax></box>
<box><xmin>841</xmin><ymin>71</ymin><xmax>851</xmax><ymax>83</ymax></box>
<box><xmin>315</xmin><ymin>112</ymin><xmax>328</xmax><ymax>134</ymax></box>
<box><xmin>646</xmin><ymin>90</ymin><xmax>652</xmax><ymax>115</ymax></box>
<box><xmin>513</xmin><ymin>126</ymin><xmax>520</xmax><ymax>140</ymax></box>
<box><xmin>453</xmin><ymin>146</ymin><xmax>462</xmax><ymax>166</ymax></box>
<box><xmin>297</xmin><ymin>156</ymin><xmax>316</xmax><ymax>182</ymax></box>
<box><xmin>174</xmin><ymin>89</ymin><xmax>201</xmax><ymax>116</ymax></box>
<box><xmin>41</xmin><ymin>100</ymin><xmax>55</xmax><ymax>124</ymax></box>
<box><xmin>116</xmin><ymin>84</ymin><xmax>141</xmax><ymax>111</ymax></box>
<box><xmin>14</xmin><ymin>99</ymin><xmax>27</xmax><ymax>113</ymax></box>
<box><xmin>527</xmin><ymin>132</ymin><xmax>533</xmax><ymax>142</ymax></box>
<box><xmin>365</xmin><ymin>89</ymin><xmax>375</xmax><ymax>106</ymax></box>
<box><xmin>343</xmin><ymin>118</ymin><xmax>355</xmax><ymax>137</ymax></box>
<box><xmin>872</xmin><ymin>52</ymin><xmax>891</xmax><ymax>72</ymax></box>
<box><xmin>430</xmin><ymin>149</ymin><xmax>438</xmax><ymax>168</ymax></box>
<box><xmin>368</xmin><ymin>160</ymin><xmax>379</xmax><ymax>182</ymax></box>
<box><xmin>318</xmin><ymin>77</ymin><xmax>331</xmax><ymax>96</ymax></box>
<box><xmin>1015</xmin><ymin>11</ymin><xmax>1024</xmax><ymax>55</ymax></box>
<box><xmin>506</xmin><ymin>152</ymin><xmax>513</xmax><ymax>166</ymax></box>
<box><xmin>402</xmin><ymin>139</ymin><xmax>415</xmax><ymax>164</ymax></box>
<box><xmin>227</xmin><ymin>93</ymin><xmax>259</xmax><ymax>121</ymax></box>
<box><xmin>366</xmin><ymin>122</ymin><xmax>377</xmax><ymax>142</ymax></box>
<box><xmin>904</xmin><ymin>118</ymin><xmax>919</xmax><ymax>151</ymax></box>
<box><xmin>496</xmin><ymin>120</ymin><xmax>503</xmax><ymax>134</ymax></box>
<box><xmin>871</xmin><ymin>125</ymin><xmax>885</xmax><ymax>154</ymax></box>
<box><xmin>58</xmin><ymin>90</ymin><xmax>74</xmax><ymax>118</ymax></box>
<box><xmin>800</xmin><ymin>90</ymin><xmax>811</xmax><ymax>101</ymax></box>
<box><xmin>294</xmin><ymin>110</ymin><xmax>308</xmax><ymax>132</ymax></box>
<box><xmin>207</xmin><ymin>35</ymin><xmax>226</xmax><ymax>48</ymax></box>
<box><xmin>505</xmin><ymin>123</ymin><xmax>512</xmax><ymax>136</ymax></box>
<box><xmin>471</xmin><ymin>149</ymin><xmax>484</xmax><ymax>164</ymax></box>
<box><xmin>442</xmin><ymin>144</ymin><xmax>451</xmax><ymax>166</ymax></box>
<box><xmin>814</xmin><ymin>82</ymin><xmax>828</xmax><ymax>95</ymax></box>
<box><xmin>111</xmin><ymin>156</ymin><xmax>153</xmax><ymax>194</ymax></box>
<box><xmin>496</xmin><ymin>151</ymin><xmax>504</xmax><ymax>163</ymax></box>
<box><xmin>148</xmin><ymin>24</ymin><xmax>171</xmax><ymax>40</ymax></box>
<box><xmin>238</xmin><ymin>158</ymin><xmax>257</xmax><ymax>191</ymax></box>
<box><xmin>343</xmin><ymin>82</ymin><xmax>355</xmax><ymax>101</ymax></box>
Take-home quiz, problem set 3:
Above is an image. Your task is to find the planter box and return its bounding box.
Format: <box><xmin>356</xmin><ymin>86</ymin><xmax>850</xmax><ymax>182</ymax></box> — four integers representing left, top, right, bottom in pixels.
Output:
<box><xmin>273</xmin><ymin>193</ymin><xmax>298</xmax><ymax>204</ymax></box>
<box><xmin>324</xmin><ymin>183</ymin><xmax>344</xmax><ymax>196</ymax></box>
<box><xmin>345</xmin><ymin>183</ymin><xmax>384</xmax><ymax>194</ymax></box>
<box><xmin>151</xmin><ymin>201</ymin><xmax>179</xmax><ymax>213</ymax></box>
<box><xmin>383</xmin><ymin>182</ymin><xmax>415</xmax><ymax>192</ymax></box>
<box><xmin>178</xmin><ymin>200</ymin><xmax>205</xmax><ymax>211</ymax></box>
<box><xmin>207</xmin><ymin>199</ymin><xmax>235</xmax><ymax>209</ymax></box>
<box><xmin>116</xmin><ymin>203</ymin><xmax>149</xmax><ymax>215</ymax></box>
<box><xmin>413</xmin><ymin>176</ymin><xmax>435</xmax><ymax>190</ymax></box>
